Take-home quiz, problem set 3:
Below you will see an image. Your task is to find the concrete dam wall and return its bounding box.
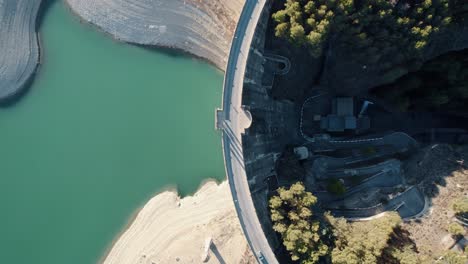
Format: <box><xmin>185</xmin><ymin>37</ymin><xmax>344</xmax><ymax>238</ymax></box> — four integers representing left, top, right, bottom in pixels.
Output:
<box><xmin>240</xmin><ymin>0</ymin><xmax>300</xmax><ymax>252</ymax></box>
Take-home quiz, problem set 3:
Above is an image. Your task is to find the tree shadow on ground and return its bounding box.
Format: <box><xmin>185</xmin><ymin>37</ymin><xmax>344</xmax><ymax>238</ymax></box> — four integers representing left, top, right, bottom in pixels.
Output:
<box><xmin>378</xmin><ymin>227</ymin><xmax>418</xmax><ymax>264</ymax></box>
<box><xmin>403</xmin><ymin>144</ymin><xmax>466</xmax><ymax>199</ymax></box>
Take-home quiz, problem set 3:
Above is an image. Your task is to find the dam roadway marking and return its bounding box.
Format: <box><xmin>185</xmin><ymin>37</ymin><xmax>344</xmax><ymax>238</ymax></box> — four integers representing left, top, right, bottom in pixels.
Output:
<box><xmin>217</xmin><ymin>0</ymin><xmax>278</xmax><ymax>263</ymax></box>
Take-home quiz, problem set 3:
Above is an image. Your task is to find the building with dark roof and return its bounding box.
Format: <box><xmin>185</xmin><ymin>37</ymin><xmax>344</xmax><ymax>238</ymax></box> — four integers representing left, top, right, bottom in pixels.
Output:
<box><xmin>320</xmin><ymin>97</ymin><xmax>370</xmax><ymax>133</ymax></box>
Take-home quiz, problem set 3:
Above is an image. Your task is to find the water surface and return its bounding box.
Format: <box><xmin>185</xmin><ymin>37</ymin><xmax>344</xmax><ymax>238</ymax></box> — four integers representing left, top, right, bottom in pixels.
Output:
<box><xmin>0</xmin><ymin>2</ymin><xmax>225</xmax><ymax>263</ymax></box>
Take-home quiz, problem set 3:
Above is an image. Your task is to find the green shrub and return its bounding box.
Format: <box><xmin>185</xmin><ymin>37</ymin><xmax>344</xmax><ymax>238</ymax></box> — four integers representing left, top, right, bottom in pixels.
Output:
<box><xmin>452</xmin><ymin>197</ymin><xmax>468</xmax><ymax>214</ymax></box>
<box><xmin>448</xmin><ymin>222</ymin><xmax>465</xmax><ymax>236</ymax></box>
<box><xmin>390</xmin><ymin>246</ymin><xmax>420</xmax><ymax>264</ymax></box>
<box><xmin>327</xmin><ymin>179</ymin><xmax>346</xmax><ymax>195</ymax></box>
<box><xmin>441</xmin><ymin>250</ymin><xmax>468</xmax><ymax>264</ymax></box>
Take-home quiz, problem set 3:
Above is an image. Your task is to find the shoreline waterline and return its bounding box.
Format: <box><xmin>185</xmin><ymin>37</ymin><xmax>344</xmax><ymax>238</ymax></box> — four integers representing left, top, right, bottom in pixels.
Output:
<box><xmin>97</xmin><ymin>178</ymin><xmax>224</xmax><ymax>263</ymax></box>
<box><xmin>0</xmin><ymin>2</ymin><xmax>226</xmax><ymax>263</ymax></box>
<box><xmin>99</xmin><ymin>180</ymin><xmax>252</xmax><ymax>264</ymax></box>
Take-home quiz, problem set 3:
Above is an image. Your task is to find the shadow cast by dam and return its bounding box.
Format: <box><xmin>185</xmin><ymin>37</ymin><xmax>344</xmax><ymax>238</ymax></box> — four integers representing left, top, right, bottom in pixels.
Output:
<box><xmin>210</xmin><ymin>243</ymin><xmax>227</xmax><ymax>264</ymax></box>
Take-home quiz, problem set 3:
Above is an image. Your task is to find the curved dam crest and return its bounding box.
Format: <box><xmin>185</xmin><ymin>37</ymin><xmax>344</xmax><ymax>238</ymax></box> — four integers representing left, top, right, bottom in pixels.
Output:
<box><xmin>0</xmin><ymin>0</ymin><xmax>41</xmax><ymax>100</ymax></box>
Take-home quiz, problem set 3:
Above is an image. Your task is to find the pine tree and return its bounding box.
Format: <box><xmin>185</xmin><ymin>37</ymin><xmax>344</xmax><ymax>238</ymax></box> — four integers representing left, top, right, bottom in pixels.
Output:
<box><xmin>269</xmin><ymin>182</ymin><xmax>329</xmax><ymax>264</ymax></box>
<box><xmin>272</xmin><ymin>0</ymin><xmax>454</xmax><ymax>62</ymax></box>
<box><xmin>325</xmin><ymin>212</ymin><xmax>402</xmax><ymax>264</ymax></box>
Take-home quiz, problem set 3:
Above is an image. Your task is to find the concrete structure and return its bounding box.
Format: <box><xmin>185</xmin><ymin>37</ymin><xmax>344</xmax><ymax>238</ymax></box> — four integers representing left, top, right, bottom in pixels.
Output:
<box><xmin>201</xmin><ymin>237</ymin><xmax>213</xmax><ymax>262</ymax></box>
<box><xmin>217</xmin><ymin>0</ymin><xmax>279</xmax><ymax>263</ymax></box>
<box><xmin>217</xmin><ymin>0</ymin><xmax>446</xmax><ymax>260</ymax></box>
<box><xmin>320</xmin><ymin>97</ymin><xmax>370</xmax><ymax>133</ymax></box>
<box><xmin>326</xmin><ymin>186</ymin><xmax>426</xmax><ymax>219</ymax></box>
<box><xmin>293</xmin><ymin>146</ymin><xmax>309</xmax><ymax>160</ymax></box>
<box><xmin>0</xmin><ymin>0</ymin><xmax>42</xmax><ymax>101</ymax></box>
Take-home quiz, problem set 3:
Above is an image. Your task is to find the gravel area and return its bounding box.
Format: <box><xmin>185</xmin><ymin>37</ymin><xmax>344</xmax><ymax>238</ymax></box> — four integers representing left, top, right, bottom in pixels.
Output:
<box><xmin>403</xmin><ymin>144</ymin><xmax>468</xmax><ymax>258</ymax></box>
<box><xmin>65</xmin><ymin>0</ymin><xmax>244</xmax><ymax>70</ymax></box>
<box><xmin>0</xmin><ymin>0</ymin><xmax>41</xmax><ymax>100</ymax></box>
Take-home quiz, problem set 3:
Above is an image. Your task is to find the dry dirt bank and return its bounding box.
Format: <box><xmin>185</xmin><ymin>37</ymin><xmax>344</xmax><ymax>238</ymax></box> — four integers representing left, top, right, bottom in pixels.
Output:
<box><xmin>102</xmin><ymin>181</ymin><xmax>255</xmax><ymax>264</ymax></box>
<box><xmin>65</xmin><ymin>0</ymin><xmax>245</xmax><ymax>70</ymax></box>
<box><xmin>403</xmin><ymin>144</ymin><xmax>468</xmax><ymax>258</ymax></box>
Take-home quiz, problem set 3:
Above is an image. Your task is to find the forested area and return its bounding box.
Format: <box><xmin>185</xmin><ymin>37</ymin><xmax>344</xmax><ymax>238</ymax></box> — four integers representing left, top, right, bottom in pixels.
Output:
<box><xmin>272</xmin><ymin>0</ymin><xmax>459</xmax><ymax>65</ymax></box>
<box><xmin>371</xmin><ymin>49</ymin><xmax>468</xmax><ymax>112</ymax></box>
<box><xmin>269</xmin><ymin>182</ymin><xmax>467</xmax><ymax>264</ymax></box>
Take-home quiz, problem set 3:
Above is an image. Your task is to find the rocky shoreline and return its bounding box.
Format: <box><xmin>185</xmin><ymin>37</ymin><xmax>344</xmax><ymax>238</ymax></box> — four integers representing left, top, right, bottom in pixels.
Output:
<box><xmin>0</xmin><ymin>0</ymin><xmax>41</xmax><ymax>101</ymax></box>
<box><xmin>322</xmin><ymin>21</ymin><xmax>468</xmax><ymax>95</ymax></box>
<box><xmin>65</xmin><ymin>0</ymin><xmax>245</xmax><ymax>70</ymax></box>
<box><xmin>0</xmin><ymin>0</ymin><xmax>244</xmax><ymax>102</ymax></box>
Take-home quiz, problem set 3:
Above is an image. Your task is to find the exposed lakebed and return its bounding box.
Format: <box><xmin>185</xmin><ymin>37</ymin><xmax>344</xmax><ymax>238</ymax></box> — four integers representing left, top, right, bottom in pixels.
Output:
<box><xmin>0</xmin><ymin>2</ymin><xmax>224</xmax><ymax>263</ymax></box>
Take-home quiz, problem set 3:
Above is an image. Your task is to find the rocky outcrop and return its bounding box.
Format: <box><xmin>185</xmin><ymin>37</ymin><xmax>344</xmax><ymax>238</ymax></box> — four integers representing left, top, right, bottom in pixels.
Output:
<box><xmin>66</xmin><ymin>0</ymin><xmax>245</xmax><ymax>70</ymax></box>
<box><xmin>0</xmin><ymin>0</ymin><xmax>41</xmax><ymax>101</ymax></box>
<box><xmin>322</xmin><ymin>21</ymin><xmax>468</xmax><ymax>95</ymax></box>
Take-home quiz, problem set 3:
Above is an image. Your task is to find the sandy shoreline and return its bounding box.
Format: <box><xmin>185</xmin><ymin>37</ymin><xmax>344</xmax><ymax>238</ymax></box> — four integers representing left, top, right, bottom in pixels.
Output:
<box><xmin>101</xmin><ymin>181</ymin><xmax>254</xmax><ymax>264</ymax></box>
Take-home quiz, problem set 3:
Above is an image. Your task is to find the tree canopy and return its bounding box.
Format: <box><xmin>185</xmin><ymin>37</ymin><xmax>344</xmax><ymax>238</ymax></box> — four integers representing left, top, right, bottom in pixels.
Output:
<box><xmin>389</xmin><ymin>245</ymin><xmax>420</xmax><ymax>264</ymax></box>
<box><xmin>452</xmin><ymin>197</ymin><xmax>468</xmax><ymax>214</ymax></box>
<box><xmin>269</xmin><ymin>182</ymin><xmax>329</xmax><ymax>264</ymax></box>
<box><xmin>448</xmin><ymin>222</ymin><xmax>466</xmax><ymax>236</ymax></box>
<box><xmin>272</xmin><ymin>0</ymin><xmax>454</xmax><ymax>62</ymax></box>
<box><xmin>441</xmin><ymin>250</ymin><xmax>468</xmax><ymax>264</ymax></box>
<box><xmin>325</xmin><ymin>212</ymin><xmax>402</xmax><ymax>264</ymax></box>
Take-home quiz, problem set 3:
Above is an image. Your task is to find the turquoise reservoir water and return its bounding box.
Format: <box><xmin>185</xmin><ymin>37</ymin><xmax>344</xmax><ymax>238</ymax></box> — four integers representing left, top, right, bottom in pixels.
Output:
<box><xmin>0</xmin><ymin>2</ymin><xmax>225</xmax><ymax>263</ymax></box>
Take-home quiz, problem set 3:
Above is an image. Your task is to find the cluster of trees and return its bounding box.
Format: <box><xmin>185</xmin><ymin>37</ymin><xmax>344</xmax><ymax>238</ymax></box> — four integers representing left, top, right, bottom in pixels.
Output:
<box><xmin>269</xmin><ymin>182</ymin><xmax>329</xmax><ymax>263</ymax></box>
<box><xmin>269</xmin><ymin>182</ymin><xmax>468</xmax><ymax>263</ymax></box>
<box><xmin>442</xmin><ymin>251</ymin><xmax>468</xmax><ymax>264</ymax></box>
<box><xmin>325</xmin><ymin>211</ymin><xmax>403</xmax><ymax>264</ymax></box>
<box><xmin>272</xmin><ymin>0</ymin><xmax>454</xmax><ymax>64</ymax></box>
<box><xmin>389</xmin><ymin>245</ymin><xmax>420</xmax><ymax>264</ymax></box>
<box><xmin>269</xmin><ymin>182</ymin><xmax>409</xmax><ymax>263</ymax></box>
